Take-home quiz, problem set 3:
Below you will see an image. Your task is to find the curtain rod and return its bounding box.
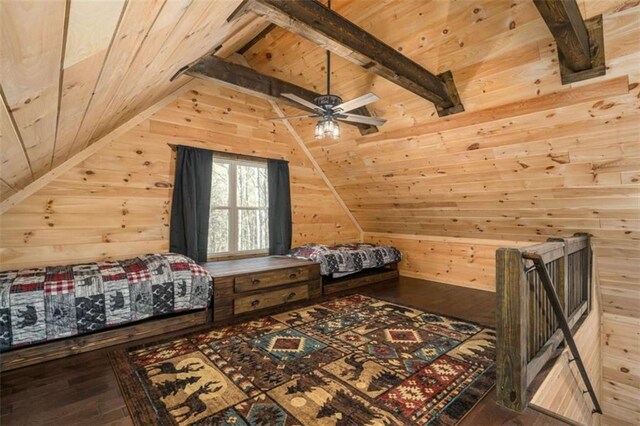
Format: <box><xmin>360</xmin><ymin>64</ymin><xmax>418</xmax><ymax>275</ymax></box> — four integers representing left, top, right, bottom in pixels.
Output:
<box><xmin>167</xmin><ymin>143</ymin><xmax>289</xmax><ymax>164</ymax></box>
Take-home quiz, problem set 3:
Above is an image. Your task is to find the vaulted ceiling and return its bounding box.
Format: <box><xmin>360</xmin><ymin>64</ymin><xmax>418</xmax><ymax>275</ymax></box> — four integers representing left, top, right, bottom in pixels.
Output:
<box><xmin>0</xmin><ymin>0</ymin><xmax>272</xmax><ymax>199</ymax></box>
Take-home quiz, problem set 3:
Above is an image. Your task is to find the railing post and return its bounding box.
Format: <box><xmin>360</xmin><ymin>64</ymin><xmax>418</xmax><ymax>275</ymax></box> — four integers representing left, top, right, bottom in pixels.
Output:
<box><xmin>496</xmin><ymin>248</ymin><xmax>529</xmax><ymax>412</ymax></box>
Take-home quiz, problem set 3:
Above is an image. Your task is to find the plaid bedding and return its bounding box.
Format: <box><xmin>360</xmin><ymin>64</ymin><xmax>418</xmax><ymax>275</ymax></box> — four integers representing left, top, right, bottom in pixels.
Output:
<box><xmin>288</xmin><ymin>243</ymin><xmax>402</xmax><ymax>278</ymax></box>
<box><xmin>0</xmin><ymin>253</ymin><xmax>212</xmax><ymax>352</ymax></box>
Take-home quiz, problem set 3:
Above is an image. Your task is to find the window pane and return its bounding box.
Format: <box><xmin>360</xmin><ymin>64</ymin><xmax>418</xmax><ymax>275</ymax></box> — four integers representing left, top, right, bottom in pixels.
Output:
<box><xmin>238</xmin><ymin>209</ymin><xmax>268</xmax><ymax>251</ymax></box>
<box><xmin>208</xmin><ymin>209</ymin><xmax>229</xmax><ymax>253</ymax></box>
<box><xmin>237</xmin><ymin>164</ymin><xmax>268</xmax><ymax>208</ymax></box>
<box><xmin>211</xmin><ymin>160</ymin><xmax>230</xmax><ymax>207</ymax></box>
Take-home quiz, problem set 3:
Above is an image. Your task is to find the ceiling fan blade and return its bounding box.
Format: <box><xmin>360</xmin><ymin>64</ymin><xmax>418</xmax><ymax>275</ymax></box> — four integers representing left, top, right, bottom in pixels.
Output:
<box><xmin>337</xmin><ymin>113</ymin><xmax>387</xmax><ymax>127</ymax></box>
<box><xmin>281</xmin><ymin>93</ymin><xmax>322</xmax><ymax>112</ymax></box>
<box><xmin>333</xmin><ymin>93</ymin><xmax>380</xmax><ymax>113</ymax></box>
<box><xmin>269</xmin><ymin>114</ymin><xmax>320</xmax><ymax>121</ymax></box>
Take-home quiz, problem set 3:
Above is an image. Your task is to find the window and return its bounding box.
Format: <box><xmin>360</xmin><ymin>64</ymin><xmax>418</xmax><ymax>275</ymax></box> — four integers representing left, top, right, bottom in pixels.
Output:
<box><xmin>208</xmin><ymin>155</ymin><xmax>269</xmax><ymax>257</ymax></box>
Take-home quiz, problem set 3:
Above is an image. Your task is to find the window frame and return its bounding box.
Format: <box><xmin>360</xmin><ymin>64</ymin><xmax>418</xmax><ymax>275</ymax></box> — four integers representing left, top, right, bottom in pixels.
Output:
<box><xmin>208</xmin><ymin>155</ymin><xmax>269</xmax><ymax>259</ymax></box>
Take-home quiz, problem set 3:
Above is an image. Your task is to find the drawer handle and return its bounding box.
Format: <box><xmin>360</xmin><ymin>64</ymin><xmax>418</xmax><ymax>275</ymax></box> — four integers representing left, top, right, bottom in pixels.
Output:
<box><xmin>289</xmin><ymin>273</ymin><xmax>297</xmax><ymax>279</ymax></box>
<box><xmin>252</xmin><ymin>279</ymin><xmax>261</xmax><ymax>285</ymax></box>
<box><xmin>287</xmin><ymin>292</ymin><xmax>296</xmax><ymax>300</ymax></box>
<box><xmin>251</xmin><ymin>300</ymin><xmax>260</xmax><ymax>307</ymax></box>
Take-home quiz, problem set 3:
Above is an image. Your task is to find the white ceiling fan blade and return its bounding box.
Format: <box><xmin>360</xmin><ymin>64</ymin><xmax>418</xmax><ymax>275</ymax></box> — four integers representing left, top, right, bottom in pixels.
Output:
<box><xmin>281</xmin><ymin>93</ymin><xmax>323</xmax><ymax>112</ymax></box>
<box><xmin>333</xmin><ymin>93</ymin><xmax>380</xmax><ymax>113</ymax></box>
<box><xmin>337</xmin><ymin>113</ymin><xmax>387</xmax><ymax>127</ymax></box>
<box><xmin>269</xmin><ymin>114</ymin><xmax>320</xmax><ymax>121</ymax></box>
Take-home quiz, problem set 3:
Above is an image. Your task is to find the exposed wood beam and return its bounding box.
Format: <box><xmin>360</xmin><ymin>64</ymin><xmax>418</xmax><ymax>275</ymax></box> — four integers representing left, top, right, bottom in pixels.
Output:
<box><xmin>237</xmin><ymin>23</ymin><xmax>276</xmax><ymax>54</ymax></box>
<box><xmin>534</xmin><ymin>0</ymin><xmax>606</xmax><ymax>84</ymax></box>
<box><xmin>186</xmin><ymin>55</ymin><xmax>379</xmax><ymax>135</ymax></box>
<box><xmin>230</xmin><ymin>0</ymin><xmax>463</xmax><ymax>117</ymax></box>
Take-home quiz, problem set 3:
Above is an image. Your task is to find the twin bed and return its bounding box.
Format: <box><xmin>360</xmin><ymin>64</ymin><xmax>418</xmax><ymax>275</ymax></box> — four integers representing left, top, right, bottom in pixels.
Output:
<box><xmin>288</xmin><ymin>243</ymin><xmax>401</xmax><ymax>278</ymax></box>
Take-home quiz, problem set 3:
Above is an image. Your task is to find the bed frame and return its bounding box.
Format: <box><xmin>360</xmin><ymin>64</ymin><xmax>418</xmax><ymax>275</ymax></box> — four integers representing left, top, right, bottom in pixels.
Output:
<box><xmin>322</xmin><ymin>262</ymin><xmax>399</xmax><ymax>295</ymax></box>
<box><xmin>0</xmin><ymin>309</ymin><xmax>209</xmax><ymax>372</ymax></box>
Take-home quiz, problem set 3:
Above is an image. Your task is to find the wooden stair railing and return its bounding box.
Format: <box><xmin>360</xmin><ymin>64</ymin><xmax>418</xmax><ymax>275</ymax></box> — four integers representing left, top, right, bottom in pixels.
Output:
<box><xmin>496</xmin><ymin>233</ymin><xmax>601</xmax><ymax>414</ymax></box>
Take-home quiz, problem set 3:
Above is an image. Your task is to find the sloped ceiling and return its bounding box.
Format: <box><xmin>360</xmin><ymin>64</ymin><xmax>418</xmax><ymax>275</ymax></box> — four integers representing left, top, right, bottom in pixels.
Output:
<box><xmin>242</xmin><ymin>0</ymin><xmax>639</xmax><ymax>242</ymax></box>
<box><xmin>0</xmin><ymin>0</ymin><xmax>270</xmax><ymax>200</ymax></box>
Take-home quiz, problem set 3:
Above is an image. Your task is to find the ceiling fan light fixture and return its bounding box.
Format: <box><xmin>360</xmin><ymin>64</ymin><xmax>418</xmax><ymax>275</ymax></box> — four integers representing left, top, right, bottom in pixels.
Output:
<box><xmin>315</xmin><ymin>117</ymin><xmax>340</xmax><ymax>140</ymax></box>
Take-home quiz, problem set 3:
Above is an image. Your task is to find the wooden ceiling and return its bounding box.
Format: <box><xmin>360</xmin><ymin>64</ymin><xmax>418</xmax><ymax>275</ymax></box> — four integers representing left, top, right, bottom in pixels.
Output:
<box><xmin>0</xmin><ymin>0</ymin><xmax>271</xmax><ymax>200</ymax></box>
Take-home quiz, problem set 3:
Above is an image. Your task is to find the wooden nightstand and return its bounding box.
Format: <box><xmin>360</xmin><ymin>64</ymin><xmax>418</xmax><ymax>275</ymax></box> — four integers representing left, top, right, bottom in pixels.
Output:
<box><xmin>201</xmin><ymin>256</ymin><xmax>321</xmax><ymax>323</ymax></box>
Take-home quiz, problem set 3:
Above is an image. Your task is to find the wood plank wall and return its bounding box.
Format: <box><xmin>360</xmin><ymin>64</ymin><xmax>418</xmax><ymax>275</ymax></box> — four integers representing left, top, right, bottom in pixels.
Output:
<box><xmin>0</xmin><ymin>81</ymin><xmax>360</xmax><ymax>270</ymax></box>
<box><xmin>243</xmin><ymin>1</ymin><xmax>639</xmax><ymax>424</ymax></box>
<box><xmin>364</xmin><ymin>232</ymin><xmax>531</xmax><ymax>291</ymax></box>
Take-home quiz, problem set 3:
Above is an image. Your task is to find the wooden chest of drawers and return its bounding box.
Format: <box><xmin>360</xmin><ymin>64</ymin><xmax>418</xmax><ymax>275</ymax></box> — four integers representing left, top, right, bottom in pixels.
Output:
<box><xmin>202</xmin><ymin>256</ymin><xmax>321</xmax><ymax>322</ymax></box>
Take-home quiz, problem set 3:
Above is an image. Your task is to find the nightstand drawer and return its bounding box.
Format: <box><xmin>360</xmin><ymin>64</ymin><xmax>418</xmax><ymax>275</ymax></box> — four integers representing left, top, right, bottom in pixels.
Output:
<box><xmin>234</xmin><ymin>267</ymin><xmax>309</xmax><ymax>293</ymax></box>
<box><xmin>234</xmin><ymin>283</ymin><xmax>309</xmax><ymax>315</ymax></box>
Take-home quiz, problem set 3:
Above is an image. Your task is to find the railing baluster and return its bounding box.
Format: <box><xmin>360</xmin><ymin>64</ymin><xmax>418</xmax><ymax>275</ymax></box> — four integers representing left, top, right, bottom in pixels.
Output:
<box><xmin>523</xmin><ymin>253</ymin><xmax>602</xmax><ymax>415</ymax></box>
<box><xmin>496</xmin><ymin>234</ymin><xmax>597</xmax><ymax>414</ymax></box>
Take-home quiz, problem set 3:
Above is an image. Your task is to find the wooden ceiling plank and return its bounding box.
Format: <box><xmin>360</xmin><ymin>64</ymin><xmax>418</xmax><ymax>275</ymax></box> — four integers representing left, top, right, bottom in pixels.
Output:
<box><xmin>0</xmin><ymin>0</ymin><xmax>67</xmax><ymax>179</ymax></box>
<box><xmin>236</xmin><ymin>0</ymin><xmax>464</xmax><ymax>116</ymax></box>
<box><xmin>534</xmin><ymin>0</ymin><xmax>606</xmax><ymax>84</ymax></box>
<box><xmin>91</xmin><ymin>0</ymin><xmax>252</xmax><ymax>143</ymax></box>
<box><xmin>187</xmin><ymin>55</ymin><xmax>379</xmax><ymax>135</ymax></box>
<box><xmin>0</xmin><ymin>85</ymin><xmax>33</xmax><ymax>197</ymax></box>
<box><xmin>64</xmin><ymin>0</ymin><xmax>167</xmax><ymax>162</ymax></box>
<box><xmin>51</xmin><ymin>0</ymin><xmax>127</xmax><ymax>168</ymax></box>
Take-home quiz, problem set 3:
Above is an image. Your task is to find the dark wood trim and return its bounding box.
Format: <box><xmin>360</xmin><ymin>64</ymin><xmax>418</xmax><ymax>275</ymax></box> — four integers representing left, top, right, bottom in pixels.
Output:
<box><xmin>322</xmin><ymin>265</ymin><xmax>399</xmax><ymax>295</ymax></box>
<box><xmin>235</xmin><ymin>0</ymin><xmax>463</xmax><ymax>116</ymax></box>
<box><xmin>533</xmin><ymin>1</ymin><xmax>606</xmax><ymax>84</ymax></box>
<box><xmin>0</xmin><ymin>310</ymin><xmax>209</xmax><ymax>372</ymax></box>
<box><xmin>187</xmin><ymin>55</ymin><xmax>379</xmax><ymax>135</ymax></box>
<box><xmin>237</xmin><ymin>23</ymin><xmax>277</xmax><ymax>54</ymax></box>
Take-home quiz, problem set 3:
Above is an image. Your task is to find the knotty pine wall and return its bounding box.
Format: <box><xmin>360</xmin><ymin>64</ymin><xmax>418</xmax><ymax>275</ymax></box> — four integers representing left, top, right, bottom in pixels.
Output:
<box><xmin>243</xmin><ymin>2</ymin><xmax>639</xmax><ymax>424</ymax></box>
<box><xmin>0</xmin><ymin>81</ymin><xmax>359</xmax><ymax>270</ymax></box>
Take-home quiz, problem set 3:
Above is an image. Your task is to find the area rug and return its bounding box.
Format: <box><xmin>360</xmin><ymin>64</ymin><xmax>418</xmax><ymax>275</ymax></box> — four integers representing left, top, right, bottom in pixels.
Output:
<box><xmin>109</xmin><ymin>294</ymin><xmax>496</xmax><ymax>425</ymax></box>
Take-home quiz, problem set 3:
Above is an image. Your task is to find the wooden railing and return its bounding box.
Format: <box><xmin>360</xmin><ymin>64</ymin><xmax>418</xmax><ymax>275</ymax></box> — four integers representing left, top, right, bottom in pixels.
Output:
<box><xmin>496</xmin><ymin>233</ymin><xmax>599</xmax><ymax>413</ymax></box>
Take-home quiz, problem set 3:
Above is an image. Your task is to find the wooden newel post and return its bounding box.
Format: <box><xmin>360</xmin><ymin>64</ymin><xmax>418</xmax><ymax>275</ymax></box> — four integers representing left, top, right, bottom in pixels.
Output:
<box><xmin>496</xmin><ymin>248</ymin><xmax>529</xmax><ymax>412</ymax></box>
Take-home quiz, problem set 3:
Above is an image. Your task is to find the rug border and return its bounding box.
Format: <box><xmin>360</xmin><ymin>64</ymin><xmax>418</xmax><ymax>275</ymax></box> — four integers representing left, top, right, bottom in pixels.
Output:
<box><xmin>109</xmin><ymin>349</ymin><xmax>166</xmax><ymax>426</ymax></box>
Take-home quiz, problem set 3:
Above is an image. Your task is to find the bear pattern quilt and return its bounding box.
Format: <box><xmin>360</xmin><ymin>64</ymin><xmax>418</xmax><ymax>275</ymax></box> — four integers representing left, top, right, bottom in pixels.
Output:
<box><xmin>0</xmin><ymin>253</ymin><xmax>212</xmax><ymax>351</ymax></box>
<box><xmin>288</xmin><ymin>243</ymin><xmax>402</xmax><ymax>277</ymax></box>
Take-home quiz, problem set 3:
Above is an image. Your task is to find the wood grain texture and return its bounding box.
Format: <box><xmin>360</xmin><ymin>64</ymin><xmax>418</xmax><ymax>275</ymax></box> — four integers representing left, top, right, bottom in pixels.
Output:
<box><xmin>364</xmin><ymin>232</ymin><xmax>531</xmax><ymax>291</ymax></box>
<box><xmin>0</xmin><ymin>81</ymin><xmax>360</xmax><ymax>270</ymax></box>
<box><xmin>243</xmin><ymin>3</ymin><xmax>639</xmax><ymax>421</ymax></box>
<box><xmin>0</xmin><ymin>0</ymin><xmax>274</xmax><ymax>201</ymax></box>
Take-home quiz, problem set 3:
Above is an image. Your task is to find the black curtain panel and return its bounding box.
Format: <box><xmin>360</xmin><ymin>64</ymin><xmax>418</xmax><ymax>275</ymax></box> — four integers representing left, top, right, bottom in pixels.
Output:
<box><xmin>169</xmin><ymin>146</ymin><xmax>212</xmax><ymax>262</ymax></box>
<box><xmin>268</xmin><ymin>159</ymin><xmax>292</xmax><ymax>255</ymax></box>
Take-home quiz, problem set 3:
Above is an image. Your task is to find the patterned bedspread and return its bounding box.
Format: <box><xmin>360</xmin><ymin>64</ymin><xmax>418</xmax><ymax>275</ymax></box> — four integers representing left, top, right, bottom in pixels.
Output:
<box><xmin>288</xmin><ymin>243</ymin><xmax>402</xmax><ymax>277</ymax></box>
<box><xmin>0</xmin><ymin>253</ymin><xmax>212</xmax><ymax>352</ymax></box>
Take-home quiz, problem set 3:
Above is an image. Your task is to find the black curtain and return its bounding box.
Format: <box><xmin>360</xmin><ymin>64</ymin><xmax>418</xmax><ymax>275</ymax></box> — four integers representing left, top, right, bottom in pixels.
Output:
<box><xmin>268</xmin><ymin>159</ymin><xmax>292</xmax><ymax>255</ymax></box>
<box><xmin>170</xmin><ymin>146</ymin><xmax>212</xmax><ymax>262</ymax></box>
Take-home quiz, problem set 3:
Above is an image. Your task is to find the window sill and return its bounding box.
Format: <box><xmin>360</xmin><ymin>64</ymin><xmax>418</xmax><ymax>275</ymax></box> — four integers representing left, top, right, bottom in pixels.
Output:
<box><xmin>207</xmin><ymin>251</ymin><xmax>269</xmax><ymax>262</ymax></box>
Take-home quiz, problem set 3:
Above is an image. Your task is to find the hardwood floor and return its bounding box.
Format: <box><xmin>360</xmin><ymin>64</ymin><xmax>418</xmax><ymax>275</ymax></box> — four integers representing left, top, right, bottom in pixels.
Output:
<box><xmin>0</xmin><ymin>277</ymin><xmax>564</xmax><ymax>425</ymax></box>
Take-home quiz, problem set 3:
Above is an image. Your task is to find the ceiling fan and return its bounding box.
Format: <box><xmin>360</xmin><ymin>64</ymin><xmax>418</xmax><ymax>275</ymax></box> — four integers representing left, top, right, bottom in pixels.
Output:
<box><xmin>269</xmin><ymin>1</ymin><xmax>386</xmax><ymax>140</ymax></box>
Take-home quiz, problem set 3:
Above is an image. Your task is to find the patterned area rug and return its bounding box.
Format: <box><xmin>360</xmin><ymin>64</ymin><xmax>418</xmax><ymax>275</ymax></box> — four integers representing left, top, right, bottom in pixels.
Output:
<box><xmin>110</xmin><ymin>295</ymin><xmax>496</xmax><ymax>425</ymax></box>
